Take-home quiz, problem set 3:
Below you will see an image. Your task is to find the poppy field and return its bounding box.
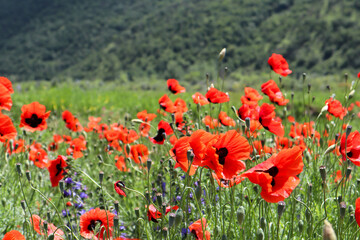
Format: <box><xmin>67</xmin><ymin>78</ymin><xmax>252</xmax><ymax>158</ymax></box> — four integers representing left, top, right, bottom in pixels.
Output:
<box><xmin>2</xmin><ymin>52</ymin><xmax>360</xmax><ymax>240</ymax></box>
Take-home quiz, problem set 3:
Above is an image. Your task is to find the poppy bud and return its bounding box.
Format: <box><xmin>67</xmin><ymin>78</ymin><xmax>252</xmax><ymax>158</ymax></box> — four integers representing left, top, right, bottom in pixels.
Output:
<box><xmin>319</xmin><ymin>165</ymin><xmax>326</xmax><ymax>182</ymax></box>
<box><xmin>260</xmin><ymin>217</ymin><xmax>266</xmax><ymax>230</ymax></box>
<box><xmin>236</xmin><ymin>206</ymin><xmax>245</xmax><ymax>226</ymax></box>
<box><xmin>337</xmin><ymin>195</ymin><xmax>342</xmax><ymax>203</ymax></box>
<box><xmin>114</xmin><ymin>201</ymin><xmax>119</xmax><ymax>213</ymax></box>
<box><xmin>291</xmin><ymin>92</ymin><xmax>294</xmax><ymax>101</ymax></box>
<box><xmin>277</xmin><ymin>201</ymin><xmax>286</xmax><ymax>218</ymax></box>
<box><xmin>145</xmin><ymin>191</ymin><xmax>150</xmax><ymax>202</ymax></box>
<box><xmin>256</xmin><ymin>228</ymin><xmax>264</xmax><ymax>240</ymax></box>
<box><xmin>245</xmin><ymin>117</ymin><xmax>251</xmax><ymax>130</ymax></box>
<box><xmin>339</xmin><ymin>202</ymin><xmax>346</xmax><ymax>219</ymax></box>
<box><xmin>344</xmin><ymin>73</ymin><xmax>348</xmax><ymax>82</ymax></box>
<box><xmin>59</xmin><ymin>180</ymin><xmax>65</xmax><ymax>192</ymax></box>
<box><xmin>307</xmin><ymin>84</ymin><xmax>311</xmax><ymax>93</ymax></box>
<box><xmin>187</xmin><ymin>149</ymin><xmax>194</xmax><ymax>163</ymax></box>
<box><xmin>302</xmin><ymin>73</ymin><xmax>306</xmax><ymax>82</ymax></box>
<box><xmin>99</xmin><ymin>171</ymin><xmax>104</xmax><ymax>185</ymax></box>
<box><xmin>47</xmin><ymin>211</ymin><xmax>51</xmax><ymax>222</ymax></box>
<box><xmin>195</xmin><ymin>184</ymin><xmax>202</xmax><ymax>201</ymax></box>
<box><xmin>346</xmin><ymin>125</ymin><xmax>352</xmax><ymax>139</ymax></box>
<box><xmin>25</xmin><ymin>170</ymin><xmax>31</xmax><ymax>182</ymax></box>
<box><xmin>195</xmin><ymin>122</ymin><xmax>199</xmax><ymax>129</ymax></box>
<box><xmin>162</xmin><ymin>203</ymin><xmax>167</xmax><ymax>214</ymax></box>
<box><xmin>219</xmin><ymin>48</ymin><xmax>226</xmax><ymax>61</ymax></box>
<box><xmin>97</xmin><ymin>155</ymin><xmax>103</xmax><ymax>162</ymax></box>
<box><xmin>114</xmin><ymin>215</ymin><xmax>119</xmax><ymax>229</ymax></box>
<box><xmin>335</xmin><ymin>133</ymin><xmax>340</xmax><ymax>142</ymax></box>
<box><xmin>21</xmin><ymin>200</ymin><xmax>26</xmax><ymax>211</ymax></box>
<box><xmin>350</xmin><ymin>213</ymin><xmax>354</xmax><ymax>223</ymax></box>
<box><xmin>147</xmin><ymin>159</ymin><xmax>152</xmax><ymax>172</ymax></box>
<box><xmin>308</xmin><ymin>183</ymin><xmax>313</xmax><ymax>197</ymax></box>
<box><xmin>349</xmin><ymin>205</ymin><xmax>354</xmax><ymax>214</ymax></box>
<box><xmin>16</xmin><ymin>163</ymin><xmax>22</xmax><ymax>176</ymax></box>
<box><xmin>156</xmin><ymin>193</ymin><xmax>163</xmax><ymax>206</ymax></box>
<box><xmin>43</xmin><ymin>221</ymin><xmax>48</xmax><ymax>233</ymax></box>
<box><xmin>168</xmin><ymin>213</ymin><xmax>176</xmax><ymax>228</ymax></box>
<box><xmin>305</xmin><ymin>209</ymin><xmax>311</xmax><ymax>222</ymax></box>
<box><xmin>174</xmin><ymin>209</ymin><xmax>183</xmax><ymax>227</ymax></box>
<box><xmin>205</xmin><ymin>125</ymin><xmax>210</xmax><ymax>132</ymax></box>
<box><xmin>323</xmin><ymin>220</ymin><xmax>336</xmax><ymax>240</ymax></box>
<box><xmin>298</xmin><ymin>220</ymin><xmax>304</xmax><ymax>232</ymax></box>
<box><xmin>126</xmin><ymin>144</ymin><xmax>131</xmax><ymax>154</ymax></box>
<box><xmin>349</xmin><ymin>90</ymin><xmax>355</xmax><ymax>99</ymax></box>
<box><xmin>320</xmin><ymin>105</ymin><xmax>329</xmax><ymax>115</ymax></box>
<box><xmin>48</xmin><ymin>234</ymin><xmax>54</xmax><ymax>240</ymax></box>
<box><xmin>162</xmin><ymin>227</ymin><xmax>168</xmax><ymax>238</ymax></box>
<box><xmin>312</xmin><ymin>96</ymin><xmax>315</xmax><ymax>103</ymax></box>
<box><xmin>346</xmin><ymin>167</ymin><xmax>352</xmax><ymax>179</ymax></box>
<box><xmin>324</xmin><ymin>144</ymin><xmax>336</xmax><ymax>155</ymax></box>
<box><xmin>135</xmin><ymin>207</ymin><xmax>140</xmax><ymax>218</ymax></box>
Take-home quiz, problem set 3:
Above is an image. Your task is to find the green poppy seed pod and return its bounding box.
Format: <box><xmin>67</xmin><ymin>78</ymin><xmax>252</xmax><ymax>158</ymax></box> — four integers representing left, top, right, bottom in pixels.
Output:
<box><xmin>21</xmin><ymin>200</ymin><xmax>26</xmax><ymax>211</ymax></box>
<box><xmin>218</xmin><ymin>48</ymin><xmax>226</xmax><ymax>61</ymax></box>
<box><xmin>23</xmin><ymin>130</ymin><xmax>27</xmax><ymax>137</ymax></box>
<box><xmin>236</xmin><ymin>206</ymin><xmax>245</xmax><ymax>225</ymax></box>
<box><xmin>114</xmin><ymin>201</ymin><xmax>119</xmax><ymax>213</ymax></box>
<box><xmin>156</xmin><ymin>193</ymin><xmax>163</xmax><ymax>207</ymax></box>
<box><xmin>279</xmin><ymin>76</ymin><xmax>282</xmax><ymax>84</ymax></box>
<box><xmin>135</xmin><ymin>207</ymin><xmax>140</xmax><ymax>218</ymax></box>
<box><xmin>59</xmin><ymin>180</ymin><xmax>65</xmax><ymax>192</ymax></box>
<box><xmin>174</xmin><ymin>209</ymin><xmax>183</xmax><ymax>227</ymax></box>
<box><xmin>25</xmin><ymin>170</ymin><xmax>31</xmax><ymax>182</ymax></box>
<box><xmin>8</xmin><ymin>139</ymin><xmax>13</xmax><ymax>153</ymax></box>
<box><xmin>231</xmin><ymin>105</ymin><xmax>238</xmax><ymax>116</ymax></box>
<box><xmin>323</xmin><ymin>220</ymin><xmax>337</xmax><ymax>240</ymax></box>
<box><xmin>319</xmin><ymin>166</ymin><xmax>326</xmax><ymax>182</ymax></box>
<box><xmin>245</xmin><ymin>117</ymin><xmax>251</xmax><ymax>130</ymax></box>
<box><xmin>324</xmin><ymin>144</ymin><xmax>336</xmax><ymax>155</ymax></box>
<box><xmin>346</xmin><ymin>125</ymin><xmax>352</xmax><ymax>139</ymax></box>
<box><xmin>260</xmin><ymin>217</ymin><xmax>266</xmax><ymax>230</ymax></box>
<box><xmin>349</xmin><ymin>90</ymin><xmax>355</xmax><ymax>99</ymax></box>
<box><xmin>340</xmin><ymin>202</ymin><xmax>346</xmax><ymax>219</ymax></box>
<box><xmin>256</xmin><ymin>228</ymin><xmax>264</xmax><ymax>240</ymax></box>
<box><xmin>99</xmin><ymin>171</ymin><xmax>104</xmax><ymax>185</ymax></box>
<box><xmin>346</xmin><ymin>167</ymin><xmax>352</xmax><ymax>179</ymax></box>
<box><xmin>114</xmin><ymin>215</ymin><xmax>119</xmax><ymax>229</ymax></box>
<box><xmin>302</xmin><ymin>73</ymin><xmax>307</xmax><ymax>82</ymax></box>
<box><xmin>168</xmin><ymin>213</ymin><xmax>176</xmax><ymax>228</ymax></box>
<box><xmin>162</xmin><ymin>203</ymin><xmax>167</xmax><ymax>214</ymax></box>
<box><xmin>187</xmin><ymin>149</ymin><xmax>194</xmax><ymax>163</ymax></box>
<box><xmin>195</xmin><ymin>184</ymin><xmax>202</xmax><ymax>201</ymax></box>
<box><xmin>298</xmin><ymin>220</ymin><xmax>304</xmax><ymax>233</ymax></box>
<box><xmin>277</xmin><ymin>201</ymin><xmax>286</xmax><ymax>218</ymax></box>
<box><xmin>162</xmin><ymin>227</ymin><xmax>168</xmax><ymax>238</ymax></box>
<box><xmin>16</xmin><ymin>163</ymin><xmax>22</xmax><ymax>176</ymax></box>
<box><xmin>147</xmin><ymin>159</ymin><xmax>152</xmax><ymax>172</ymax></box>
<box><xmin>47</xmin><ymin>234</ymin><xmax>54</xmax><ymax>240</ymax></box>
<box><xmin>305</xmin><ymin>209</ymin><xmax>311</xmax><ymax>222</ymax></box>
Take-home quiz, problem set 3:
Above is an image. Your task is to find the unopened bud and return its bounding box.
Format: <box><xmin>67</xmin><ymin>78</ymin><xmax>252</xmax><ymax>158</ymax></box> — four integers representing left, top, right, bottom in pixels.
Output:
<box><xmin>59</xmin><ymin>180</ymin><xmax>65</xmax><ymax>192</ymax></box>
<box><xmin>298</xmin><ymin>220</ymin><xmax>304</xmax><ymax>232</ymax></box>
<box><xmin>195</xmin><ymin>184</ymin><xmax>202</xmax><ymax>201</ymax></box>
<box><xmin>135</xmin><ymin>207</ymin><xmax>140</xmax><ymax>218</ymax></box>
<box><xmin>219</xmin><ymin>48</ymin><xmax>226</xmax><ymax>61</ymax></box>
<box><xmin>156</xmin><ymin>193</ymin><xmax>163</xmax><ymax>206</ymax></box>
<box><xmin>260</xmin><ymin>217</ymin><xmax>266</xmax><ymax>230</ymax></box>
<box><xmin>168</xmin><ymin>213</ymin><xmax>176</xmax><ymax>228</ymax></box>
<box><xmin>349</xmin><ymin>90</ymin><xmax>355</xmax><ymax>99</ymax></box>
<box><xmin>99</xmin><ymin>171</ymin><xmax>104</xmax><ymax>185</ymax></box>
<box><xmin>114</xmin><ymin>216</ymin><xmax>119</xmax><ymax>229</ymax></box>
<box><xmin>277</xmin><ymin>201</ymin><xmax>286</xmax><ymax>218</ymax></box>
<box><xmin>187</xmin><ymin>149</ymin><xmax>194</xmax><ymax>163</ymax></box>
<box><xmin>305</xmin><ymin>209</ymin><xmax>311</xmax><ymax>222</ymax></box>
<box><xmin>323</xmin><ymin>220</ymin><xmax>337</xmax><ymax>240</ymax></box>
<box><xmin>256</xmin><ymin>228</ymin><xmax>264</xmax><ymax>240</ymax></box>
<box><xmin>16</xmin><ymin>163</ymin><xmax>22</xmax><ymax>176</ymax></box>
<box><xmin>48</xmin><ymin>234</ymin><xmax>54</xmax><ymax>240</ymax></box>
<box><xmin>346</xmin><ymin>167</ymin><xmax>352</xmax><ymax>179</ymax></box>
<box><xmin>319</xmin><ymin>165</ymin><xmax>326</xmax><ymax>182</ymax></box>
<box><xmin>21</xmin><ymin>200</ymin><xmax>26</xmax><ymax>211</ymax></box>
<box><xmin>245</xmin><ymin>117</ymin><xmax>251</xmax><ymax>130</ymax></box>
<box><xmin>236</xmin><ymin>206</ymin><xmax>245</xmax><ymax>225</ymax></box>
<box><xmin>25</xmin><ymin>170</ymin><xmax>31</xmax><ymax>182</ymax></box>
<box><xmin>324</xmin><ymin>144</ymin><xmax>336</xmax><ymax>155</ymax></box>
<box><xmin>174</xmin><ymin>209</ymin><xmax>183</xmax><ymax>227</ymax></box>
<box><xmin>147</xmin><ymin>159</ymin><xmax>152</xmax><ymax>172</ymax></box>
<box><xmin>346</xmin><ymin>125</ymin><xmax>352</xmax><ymax>139</ymax></box>
<box><xmin>340</xmin><ymin>202</ymin><xmax>346</xmax><ymax>219</ymax></box>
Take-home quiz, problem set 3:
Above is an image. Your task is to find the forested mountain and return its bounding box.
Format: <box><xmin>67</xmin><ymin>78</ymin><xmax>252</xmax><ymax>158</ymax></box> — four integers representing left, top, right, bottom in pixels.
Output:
<box><xmin>0</xmin><ymin>0</ymin><xmax>359</xmax><ymax>81</ymax></box>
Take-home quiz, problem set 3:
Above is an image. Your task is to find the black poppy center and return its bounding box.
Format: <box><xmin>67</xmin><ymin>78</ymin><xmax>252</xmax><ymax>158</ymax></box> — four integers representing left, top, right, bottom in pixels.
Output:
<box><xmin>25</xmin><ymin>114</ymin><xmax>43</xmax><ymax>128</ymax></box>
<box><xmin>55</xmin><ymin>163</ymin><xmax>63</xmax><ymax>176</ymax></box>
<box><xmin>347</xmin><ymin>151</ymin><xmax>353</xmax><ymax>158</ymax></box>
<box><xmin>216</xmin><ymin>147</ymin><xmax>228</xmax><ymax>165</ymax></box>
<box><xmin>264</xmin><ymin>166</ymin><xmax>279</xmax><ymax>186</ymax></box>
<box><xmin>153</xmin><ymin>128</ymin><xmax>166</xmax><ymax>142</ymax></box>
<box><xmin>258</xmin><ymin>117</ymin><xmax>269</xmax><ymax>131</ymax></box>
<box><xmin>168</xmin><ymin>86</ymin><xmax>176</xmax><ymax>94</ymax></box>
<box><xmin>88</xmin><ymin>220</ymin><xmax>103</xmax><ymax>231</ymax></box>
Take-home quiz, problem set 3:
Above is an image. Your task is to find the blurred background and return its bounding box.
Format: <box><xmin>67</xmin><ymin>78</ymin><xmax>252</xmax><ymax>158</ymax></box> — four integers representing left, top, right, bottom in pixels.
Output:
<box><xmin>0</xmin><ymin>0</ymin><xmax>359</xmax><ymax>90</ymax></box>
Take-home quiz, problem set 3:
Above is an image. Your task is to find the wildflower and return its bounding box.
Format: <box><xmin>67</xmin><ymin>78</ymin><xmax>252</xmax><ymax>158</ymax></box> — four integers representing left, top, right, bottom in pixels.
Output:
<box><xmin>29</xmin><ymin>142</ymin><xmax>49</xmax><ymax>168</ymax></box>
<box><xmin>115</xmin><ymin>155</ymin><xmax>128</xmax><ymax>172</ymax></box>
<box><xmin>114</xmin><ymin>181</ymin><xmax>126</xmax><ymax>197</ymax></box>
<box><xmin>205</xmin><ymin>87</ymin><xmax>229</xmax><ymax>103</ymax></box>
<box><xmin>261</xmin><ymin>80</ymin><xmax>289</xmax><ymax>106</ymax></box>
<box><xmin>80</xmin><ymin>208</ymin><xmax>115</xmax><ymax>239</ymax></box>
<box><xmin>150</xmin><ymin>120</ymin><xmax>173</xmax><ymax>144</ymax></box>
<box><xmin>192</xmin><ymin>92</ymin><xmax>209</xmax><ymax>106</ymax></box>
<box><xmin>66</xmin><ymin>137</ymin><xmax>87</xmax><ymax>159</ymax></box>
<box><xmin>137</xmin><ymin>110</ymin><xmax>157</xmax><ymax>122</ymax></box>
<box><xmin>48</xmin><ymin>155</ymin><xmax>68</xmax><ymax>187</ymax></box>
<box><xmin>3</xmin><ymin>230</ymin><xmax>26</xmax><ymax>240</ymax></box>
<box><xmin>241</xmin><ymin>87</ymin><xmax>263</xmax><ymax>106</ymax></box>
<box><xmin>167</xmin><ymin>79</ymin><xmax>186</xmax><ymax>94</ymax></box>
<box><xmin>325</xmin><ymin>98</ymin><xmax>347</xmax><ymax>120</ymax></box>
<box><xmin>159</xmin><ymin>94</ymin><xmax>176</xmax><ymax>113</ymax></box>
<box><xmin>203</xmin><ymin>115</ymin><xmax>221</xmax><ymax>129</ymax></box>
<box><xmin>0</xmin><ymin>76</ymin><xmax>14</xmax><ymax>93</ymax></box>
<box><xmin>62</xmin><ymin>110</ymin><xmax>83</xmax><ymax>132</ymax></box>
<box><xmin>170</xmin><ymin>136</ymin><xmax>197</xmax><ymax>175</ymax></box>
<box><xmin>268</xmin><ymin>53</ymin><xmax>292</xmax><ymax>77</ymax></box>
<box><xmin>30</xmin><ymin>215</ymin><xmax>64</xmax><ymax>239</ymax></box>
<box><xmin>0</xmin><ymin>84</ymin><xmax>12</xmax><ymax>111</ymax></box>
<box><xmin>339</xmin><ymin>131</ymin><xmax>360</xmax><ymax>166</ymax></box>
<box><xmin>0</xmin><ymin>113</ymin><xmax>17</xmax><ymax>142</ymax></box>
<box><xmin>188</xmin><ymin>218</ymin><xmax>211</xmax><ymax>240</ymax></box>
<box><xmin>355</xmin><ymin>198</ymin><xmax>360</xmax><ymax>228</ymax></box>
<box><xmin>19</xmin><ymin>102</ymin><xmax>50</xmax><ymax>132</ymax></box>
<box><xmin>218</xmin><ymin>111</ymin><xmax>236</xmax><ymax>127</ymax></box>
<box><xmin>259</xmin><ymin>103</ymin><xmax>285</xmax><ymax>137</ymax></box>
<box><xmin>242</xmin><ymin>146</ymin><xmax>304</xmax><ymax>203</ymax></box>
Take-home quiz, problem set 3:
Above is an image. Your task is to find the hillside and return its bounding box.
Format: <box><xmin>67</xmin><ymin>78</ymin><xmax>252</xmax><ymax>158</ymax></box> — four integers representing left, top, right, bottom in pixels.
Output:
<box><xmin>0</xmin><ymin>0</ymin><xmax>360</xmax><ymax>82</ymax></box>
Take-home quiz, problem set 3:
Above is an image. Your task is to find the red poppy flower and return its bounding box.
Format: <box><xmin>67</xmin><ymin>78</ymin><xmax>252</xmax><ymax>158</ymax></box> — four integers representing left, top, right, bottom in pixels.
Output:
<box><xmin>325</xmin><ymin>98</ymin><xmax>347</xmax><ymax>120</ymax></box>
<box><xmin>137</xmin><ymin>110</ymin><xmax>157</xmax><ymax>122</ymax></box>
<box><xmin>158</xmin><ymin>94</ymin><xmax>176</xmax><ymax>113</ymax></box>
<box><xmin>30</xmin><ymin>215</ymin><xmax>64</xmax><ymax>239</ymax></box>
<box><xmin>80</xmin><ymin>208</ymin><xmax>115</xmax><ymax>240</ymax></box>
<box><xmin>189</xmin><ymin>130</ymin><xmax>217</xmax><ymax>166</ymax></box>
<box><xmin>259</xmin><ymin>103</ymin><xmax>284</xmax><ymax>137</ymax></box>
<box><xmin>202</xmin><ymin>130</ymin><xmax>250</xmax><ymax>180</ymax></box>
<box><xmin>237</xmin><ymin>104</ymin><xmax>260</xmax><ymax>121</ymax></box>
<box><xmin>120</xmin><ymin>129</ymin><xmax>139</xmax><ymax>144</ymax></box>
<box><xmin>66</xmin><ymin>137</ymin><xmax>87</xmax><ymax>159</ymax></box>
<box><xmin>6</xmin><ymin>139</ymin><xmax>25</xmax><ymax>155</ymax></box>
<box><xmin>48</xmin><ymin>155</ymin><xmax>68</xmax><ymax>187</ymax></box>
<box><xmin>174</xmin><ymin>98</ymin><xmax>188</xmax><ymax>113</ymax></box>
<box><xmin>212</xmin><ymin>172</ymin><xmax>244</xmax><ymax>188</ymax></box>
<box><xmin>29</xmin><ymin>142</ymin><xmax>49</xmax><ymax>168</ymax></box>
<box><xmin>251</xmin><ymin>140</ymin><xmax>273</xmax><ymax>156</ymax></box>
<box><xmin>268</xmin><ymin>53</ymin><xmax>292</xmax><ymax>77</ymax></box>
<box><xmin>203</xmin><ymin>115</ymin><xmax>221</xmax><ymax>129</ymax></box>
<box><xmin>150</xmin><ymin>120</ymin><xmax>173</xmax><ymax>144</ymax></box>
<box><xmin>130</xmin><ymin>144</ymin><xmax>149</xmax><ymax>164</ymax></box>
<box><xmin>104</xmin><ymin>129</ymin><xmax>120</xmax><ymax>142</ymax></box>
<box><xmin>115</xmin><ymin>155</ymin><xmax>128</xmax><ymax>172</ymax></box>
<box><xmin>218</xmin><ymin>111</ymin><xmax>235</xmax><ymax>127</ymax></box>
<box><xmin>339</xmin><ymin>131</ymin><xmax>360</xmax><ymax>166</ymax></box>
<box><xmin>244</xmin><ymin>120</ymin><xmax>263</xmax><ymax>138</ymax></box>
<box><xmin>147</xmin><ymin>204</ymin><xmax>178</xmax><ymax>222</ymax></box>
<box><xmin>241</xmin><ymin>87</ymin><xmax>263</xmax><ymax>106</ymax></box>
<box><xmin>62</xmin><ymin>110</ymin><xmax>83</xmax><ymax>132</ymax></box>
<box><xmin>241</xmin><ymin>146</ymin><xmax>303</xmax><ymax>203</ymax></box>
<box><xmin>139</xmin><ymin>122</ymin><xmax>151</xmax><ymax>137</ymax></box>
<box><xmin>192</xmin><ymin>92</ymin><xmax>209</xmax><ymax>106</ymax></box>
<box><xmin>0</xmin><ymin>113</ymin><xmax>17</xmax><ymax>142</ymax></box>
<box><xmin>188</xmin><ymin>218</ymin><xmax>211</xmax><ymax>240</ymax></box>
<box><xmin>167</xmin><ymin>79</ymin><xmax>186</xmax><ymax>94</ymax></box>
<box><xmin>0</xmin><ymin>84</ymin><xmax>12</xmax><ymax>111</ymax></box>
<box><xmin>355</xmin><ymin>198</ymin><xmax>360</xmax><ymax>228</ymax></box>
<box><xmin>19</xmin><ymin>102</ymin><xmax>51</xmax><ymax>132</ymax></box>
<box><xmin>114</xmin><ymin>180</ymin><xmax>126</xmax><ymax>197</ymax></box>
<box><xmin>205</xmin><ymin>87</ymin><xmax>229</xmax><ymax>104</ymax></box>
<box><xmin>0</xmin><ymin>76</ymin><xmax>14</xmax><ymax>94</ymax></box>
<box><xmin>3</xmin><ymin>230</ymin><xmax>26</xmax><ymax>240</ymax></box>
<box><xmin>261</xmin><ymin>80</ymin><xmax>289</xmax><ymax>106</ymax></box>
<box><xmin>170</xmin><ymin>136</ymin><xmax>197</xmax><ymax>175</ymax></box>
